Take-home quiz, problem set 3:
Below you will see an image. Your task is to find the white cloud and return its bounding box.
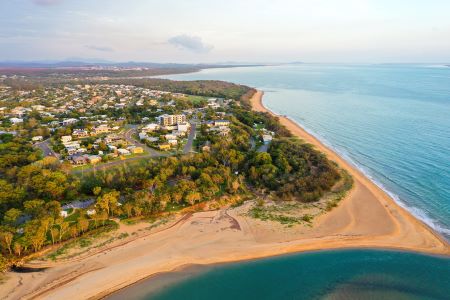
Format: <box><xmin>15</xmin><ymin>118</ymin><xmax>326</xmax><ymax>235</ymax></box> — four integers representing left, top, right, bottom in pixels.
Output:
<box><xmin>168</xmin><ymin>34</ymin><xmax>213</xmax><ymax>53</ymax></box>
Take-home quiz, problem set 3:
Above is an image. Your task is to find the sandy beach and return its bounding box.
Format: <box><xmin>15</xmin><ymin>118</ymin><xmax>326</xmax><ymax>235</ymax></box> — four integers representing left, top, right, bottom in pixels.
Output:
<box><xmin>1</xmin><ymin>90</ymin><xmax>448</xmax><ymax>300</ymax></box>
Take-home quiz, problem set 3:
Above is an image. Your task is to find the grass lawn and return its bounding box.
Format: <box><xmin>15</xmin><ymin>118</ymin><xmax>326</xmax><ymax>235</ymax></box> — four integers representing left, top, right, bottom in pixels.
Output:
<box><xmin>186</xmin><ymin>95</ymin><xmax>207</xmax><ymax>104</ymax></box>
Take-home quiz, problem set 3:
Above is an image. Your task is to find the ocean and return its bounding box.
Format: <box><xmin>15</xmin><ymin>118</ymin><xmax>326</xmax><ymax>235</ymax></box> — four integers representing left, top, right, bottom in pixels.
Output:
<box><xmin>108</xmin><ymin>250</ymin><xmax>450</xmax><ymax>300</ymax></box>
<box><xmin>161</xmin><ymin>64</ymin><xmax>450</xmax><ymax>239</ymax></box>
<box><xmin>108</xmin><ymin>64</ymin><xmax>450</xmax><ymax>300</ymax></box>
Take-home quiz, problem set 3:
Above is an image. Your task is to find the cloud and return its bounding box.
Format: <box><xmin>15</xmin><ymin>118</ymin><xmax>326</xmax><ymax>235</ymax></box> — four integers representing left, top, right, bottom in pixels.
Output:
<box><xmin>168</xmin><ymin>34</ymin><xmax>213</xmax><ymax>53</ymax></box>
<box><xmin>85</xmin><ymin>45</ymin><xmax>114</xmax><ymax>52</ymax></box>
<box><xmin>32</xmin><ymin>0</ymin><xmax>63</xmax><ymax>5</ymax></box>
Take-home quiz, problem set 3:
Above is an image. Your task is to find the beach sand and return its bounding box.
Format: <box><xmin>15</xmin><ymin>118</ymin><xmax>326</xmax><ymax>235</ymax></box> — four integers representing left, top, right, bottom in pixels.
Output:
<box><xmin>1</xmin><ymin>90</ymin><xmax>448</xmax><ymax>300</ymax></box>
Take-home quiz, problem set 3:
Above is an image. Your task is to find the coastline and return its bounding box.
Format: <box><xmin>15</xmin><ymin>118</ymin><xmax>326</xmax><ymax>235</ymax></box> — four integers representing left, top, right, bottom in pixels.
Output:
<box><xmin>1</xmin><ymin>90</ymin><xmax>448</xmax><ymax>300</ymax></box>
<box><xmin>250</xmin><ymin>90</ymin><xmax>449</xmax><ymax>250</ymax></box>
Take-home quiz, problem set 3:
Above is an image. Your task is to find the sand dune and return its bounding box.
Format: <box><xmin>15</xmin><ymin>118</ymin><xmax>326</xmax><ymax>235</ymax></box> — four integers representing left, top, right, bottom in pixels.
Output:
<box><xmin>1</xmin><ymin>90</ymin><xmax>448</xmax><ymax>300</ymax></box>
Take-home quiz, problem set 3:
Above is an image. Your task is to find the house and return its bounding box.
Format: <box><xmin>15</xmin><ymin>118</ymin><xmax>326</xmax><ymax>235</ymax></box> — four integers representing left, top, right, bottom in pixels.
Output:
<box><xmin>86</xmin><ymin>209</ymin><xmax>96</xmax><ymax>216</ymax></box>
<box><xmin>214</xmin><ymin>120</ymin><xmax>230</xmax><ymax>127</ymax></box>
<box><xmin>128</xmin><ymin>146</ymin><xmax>144</xmax><ymax>154</ymax></box>
<box><xmin>167</xmin><ymin>139</ymin><xmax>178</xmax><ymax>146</ymax></box>
<box><xmin>10</xmin><ymin>117</ymin><xmax>23</xmax><ymax>124</ymax></box>
<box><xmin>32</xmin><ymin>105</ymin><xmax>46</xmax><ymax>111</ymax></box>
<box><xmin>171</xmin><ymin>130</ymin><xmax>186</xmax><ymax>137</ymax></box>
<box><xmin>61</xmin><ymin>135</ymin><xmax>72</xmax><ymax>143</ymax></box>
<box><xmin>164</xmin><ymin>134</ymin><xmax>177</xmax><ymax>140</ymax></box>
<box><xmin>139</xmin><ymin>132</ymin><xmax>148</xmax><ymax>140</ymax></box>
<box><xmin>148</xmin><ymin>99</ymin><xmax>158</xmax><ymax>106</ymax></box>
<box><xmin>87</xmin><ymin>155</ymin><xmax>102</xmax><ymax>164</ymax></box>
<box><xmin>71</xmin><ymin>155</ymin><xmax>87</xmax><ymax>165</ymax></box>
<box><xmin>142</xmin><ymin>123</ymin><xmax>160</xmax><ymax>132</ymax></box>
<box><xmin>91</xmin><ymin>124</ymin><xmax>110</xmax><ymax>135</ymax></box>
<box><xmin>32</xmin><ymin>136</ymin><xmax>44</xmax><ymax>142</ymax></box>
<box><xmin>177</xmin><ymin>122</ymin><xmax>190</xmax><ymax>132</ymax></box>
<box><xmin>60</xmin><ymin>211</ymin><xmax>68</xmax><ymax>218</ymax></box>
<box><xmin>117</xmin><ymin>148</ymin><xmax>131</xmax><ymax>156</ymax></box>
<box><xmin>161</xmin><ymin>125</ymin><xmax>177</xmax><ymax>131</ymax></box>
<box><xmin>158</xmin><ymin>143</ymin><xmax>171</xmax><ymax>151</ymax></box>
<box><xmin>262</xmin><ymin>134</ymin><xmax>273</xmax><ymax>144</ymax></box>
<box><xmin>72</xmin><ymin>129</ymin><xmax>89</xmax><ymax>139</ymax></box>
<box><xmin>62</xmin><ymin>118</ymin><xmax>78</xmax><ymax>126</ymax></box>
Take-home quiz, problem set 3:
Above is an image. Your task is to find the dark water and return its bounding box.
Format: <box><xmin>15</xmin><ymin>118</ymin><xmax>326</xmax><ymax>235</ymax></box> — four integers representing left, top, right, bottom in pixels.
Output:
<box><xmin>108</xmin><ymin>250</ymin><xmax>450</xmax><ymax>300</ymax></box>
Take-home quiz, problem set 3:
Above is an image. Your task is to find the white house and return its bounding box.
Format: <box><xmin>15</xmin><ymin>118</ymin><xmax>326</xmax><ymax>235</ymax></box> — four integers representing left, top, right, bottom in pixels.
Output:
<box><xmin>62</xmin><ymin>118</ymin><xmax>78</xmax><ymax>126</ymax></box>
<box><xmin>139</xmin><ymin>132</ymin><xmax>148</xmax><ymax>140</ymax></box>
<box><xmin>10</xmin><ymin>118</ymin><xmax>23</xmax><ymax>124</ymax></box>
<box><xmin>142</xmin><ymin>123</ymin><xmax>160</xmax><ymax>132</ymax></box>
<box><xmin>32</xmin><ymin>136</ymin><xmax>44</xmax><ymax>142</ymax></box>
<box><xmin>164</xmin><ymin>134</ymin><xmax>177</xmax><ymax>140</ymax></box>
<box><xmin>177</xmin><ymin>122</ymin><xmax>190</xmax><ymax>132</ymax></box>
<box><xmin>117</xmin><ymin>148</ymin><xmax>131</xmax><ymax>155</ymax></box>
<box><xmin>61</xmin><ymin>135</ymin><xmax>72</xmax><ymax>143</ymax></box>
<box><xmin>262</xmin><ymin>134</ymin><xmax>273</xmax><ymax>144</ymax></box>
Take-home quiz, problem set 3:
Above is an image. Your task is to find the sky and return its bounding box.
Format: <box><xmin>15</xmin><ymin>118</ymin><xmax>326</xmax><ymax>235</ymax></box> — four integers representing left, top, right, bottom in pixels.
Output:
<box><xmin>1</xmin><ymin>0</ymin><xmax>450</xmax><ymax>63</ymax></box>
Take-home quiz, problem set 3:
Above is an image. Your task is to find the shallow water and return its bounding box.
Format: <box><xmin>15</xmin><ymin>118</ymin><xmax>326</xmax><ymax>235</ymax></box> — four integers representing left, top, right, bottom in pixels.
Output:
<box><xmin>161</xmin><ymin>64</ymin><xmax>450</xmax><ymax>239</ymax></box>
<box><xmin>107</xmin><ymin>250</ymin><xmax>450</xmax><ymax>300</ymax></box>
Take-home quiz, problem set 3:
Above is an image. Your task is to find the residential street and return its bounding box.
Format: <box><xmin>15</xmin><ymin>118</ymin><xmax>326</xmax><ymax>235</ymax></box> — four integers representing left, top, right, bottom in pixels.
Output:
<box><xmin>34</xmin><ymin>139</ymin><xmax>59</xmax><ymax>158</ymax></box>
<box><xmin>183</xmin><ymin>122</ymin><xmax>197</xmax><ymax>154</ymax></box>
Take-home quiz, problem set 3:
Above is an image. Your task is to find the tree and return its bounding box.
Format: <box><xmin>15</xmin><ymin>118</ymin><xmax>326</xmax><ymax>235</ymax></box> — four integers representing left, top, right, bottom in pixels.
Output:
<box><xmin>96</xmin><ymin>190</ymin><xmax>120</xmax><ymax>216</ymax></box>
<box><xmin>13</xmin><ymin>242</ymin><xmax>22</xmax><ymax>257</ymax></box>
<box><xmin>78</xmin><ymin>218</ymin><xmax>89</xmax><ymax>233</ymax></box>
<box><xmin>230</xmin><ymin>179</ymin><xmax>241</xmax><ymax>194</ymax></box>
<box><xmin>0</xmin><ymin>180</ymin><xmax>23</xmax><ymax>213</ymax></box>
<box><xmin>24</xmin><ymin>223</ymin><xmax>46</xmax><ymax>252</ymax></box>
<box><xmin>45</xmin><ymin>201</ymin><xmax>61</xmax><ymax>218</ymax></box>
<box><xmin>133</xmin><ymin>206</ymin><xmax>143</xmax><ymax>217</ymax></box>
<box><xmin>50</xmin><ymin>227</ymin><xmax>59</xmax><ymax>244</ymax></box>
<box><xmin>0</xmin><ymin>231</ymin><xmax>13</xmax><ymax>255</ymax></box>
<box><xmin>93</xmin><ymin>186</ymin><xmax>102</xmax><ymax>196</ymax></box>
<box><xmin>23</xmin><ymin>199</ymin><xmax>45</xmax><ymax>218</ymax></box>
<box><xmin>123</xmin><ymin>202</ymin><xmax>133</xmax><ymax>218</ymax></box>
<box><xmin>3</xmin><ymin>208</ymin><xmax>21</xmax><ymax>226</ymax></box>
<box><xmin>58</xmin><ymin>222</ymin><xmax>70</xmax><ymax>242</ymax></box>
<box><xmin>185</xmin><ymin>192</ymin><xmax>201</xmax><ymax>205</ymax></box>
<box><xmin>70</xmin><ymin>226</ymin><xmax>79</xmax><ymax>238</ymax></box>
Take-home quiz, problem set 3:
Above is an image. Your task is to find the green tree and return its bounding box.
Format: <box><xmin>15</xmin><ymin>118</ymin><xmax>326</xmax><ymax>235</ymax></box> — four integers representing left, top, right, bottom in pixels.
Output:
<box><xmin>3</xmin><ymin>208</ymin><xmax>21</xmax><ymax>226</ymax></box>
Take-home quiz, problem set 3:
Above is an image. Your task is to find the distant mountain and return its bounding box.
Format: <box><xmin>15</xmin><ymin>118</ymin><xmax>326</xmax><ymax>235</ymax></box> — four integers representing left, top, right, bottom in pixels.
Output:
<box><xmin>0</xmin><ymin>60</ymin><xmax>263</xmax><ymax>69</ymax></box>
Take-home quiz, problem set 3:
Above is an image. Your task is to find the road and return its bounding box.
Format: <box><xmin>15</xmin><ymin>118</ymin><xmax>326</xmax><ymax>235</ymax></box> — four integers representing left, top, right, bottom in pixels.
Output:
<box><xmin>123</xmin><ymin>126</ymin><xmax>162</xmax><ymax>157</ymax></box>
<box><xmin>183</xmin><ymin>122</ymin><xmax>197</xmax><ymax>154</ymax></box>
<box><xmin>34</xmin><ymin>139</ymin><xmax>59</xmax><ymax>158</ymax></box>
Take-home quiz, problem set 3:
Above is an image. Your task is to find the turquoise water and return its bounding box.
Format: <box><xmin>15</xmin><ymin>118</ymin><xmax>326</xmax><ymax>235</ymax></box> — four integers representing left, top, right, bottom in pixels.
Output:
<box><xmin>108</xmin><ymin>250</ymin><xmax>450</xmax><ymax>300</ymax></box>
<box><xmin>162</xmin><ymin>64</ymin><xmax>450</xmax><ymax>239</ymax></box>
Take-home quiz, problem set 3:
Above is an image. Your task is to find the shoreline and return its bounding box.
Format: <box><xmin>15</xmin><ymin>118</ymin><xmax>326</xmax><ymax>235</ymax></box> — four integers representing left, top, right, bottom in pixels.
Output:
<box><xmin>269</xmin><ymin>112</ymin><xmax>448</xmax><ymax>239</ymax></box>
<box><xmin>1</xmin><ymin>90</ymin><xmax>448</xmax><ymax>300</ymax></box>
<box><xmin>250</xmin><ymin>90</ymin><xmax>449</xmax><ymax>249</ymax></box>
